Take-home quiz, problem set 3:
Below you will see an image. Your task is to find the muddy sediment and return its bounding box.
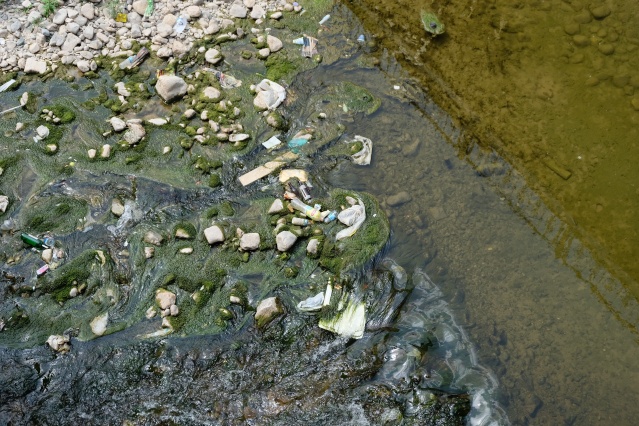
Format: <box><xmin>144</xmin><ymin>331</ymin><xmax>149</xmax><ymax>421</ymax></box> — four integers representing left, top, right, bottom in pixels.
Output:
<box><xmin>345</xmin><ymin>0</ymin><xmax>639</xmax><ymax>293</ymax></box>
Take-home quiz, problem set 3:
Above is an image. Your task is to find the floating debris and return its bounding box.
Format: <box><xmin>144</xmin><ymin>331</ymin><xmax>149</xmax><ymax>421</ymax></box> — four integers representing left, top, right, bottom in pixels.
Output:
<box><xmin>421</xmin><ymin>10</ymin><xmax>445</xmax><ymax>36</ymax></box>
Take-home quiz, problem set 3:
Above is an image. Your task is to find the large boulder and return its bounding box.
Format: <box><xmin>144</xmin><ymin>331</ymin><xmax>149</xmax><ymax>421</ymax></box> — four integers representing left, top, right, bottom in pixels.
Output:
<box><xmin>156</xmin><ymin>289</ymin><xmax>176</xmax><ymax>310</ymax></box>
<box><xmin>204</xmin><ymin>225</ymin><xmax>225</xmax><ymax>244</ymax></box>
<box><xmin>202</xmin><ymin>86</ymin><xmax>221</xmax><ymax>101</ymax></box>
<box><xmin>155</xmin><ymin>75</ymin><xmax>187</xmax><ymax>103</ymax></box>
<box><xmin>24</xmin><ymin>58</ymin><xmax>47</xmax><ymax>74</ymax></box>
<box><xmin>229</xmin><ymin>3</ymin><xmax>247</xmax><ymax>18</ymax></box>
<box><xmin>204</xmin><ymin>48</ymin><xmax>222</xmax><ymax>64</ymax></box>
<box><xmin>123</xmin><ymin>122</ymin><xmax>146</xmax><ymax>145</ymax></box>
<box><xmin>276</xmin><ymin>231</ymin><xmax>297</xmax><ymax>252</ymax></box>
<box><xmin>255</xmin><ymin>297</ymin><xmax>284</xmax><ymax>327</ymax></box>
<box><xmin>110</xmin><ymin>117</ymin><xmax>126</xmax><ymax>132</ymax></box>
<box><xmin>239</xmin><ymin>233</ymin><xmax>260</xmax><ymax>251</ymax></box>
<box><xmin>80</xmin><ymin>3</ymin><xmax>95</xmax><ymax>20</ymax></box>
<box><xmin>266</xmin><ymin>35</ymin><xmax>283</xmax><ymax>52</ymax></box>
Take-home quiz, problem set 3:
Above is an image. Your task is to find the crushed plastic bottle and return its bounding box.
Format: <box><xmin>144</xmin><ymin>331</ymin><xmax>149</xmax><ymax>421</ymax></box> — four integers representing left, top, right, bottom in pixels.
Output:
<box><xmin>289</xmin><ymin>198</ymin><xmax>323</xmax><ymax>221</ymax></box>
<box><xmin>118</xmin><ymin>56</ymin><xmax>135</xmax><ymax>70</ymax></box>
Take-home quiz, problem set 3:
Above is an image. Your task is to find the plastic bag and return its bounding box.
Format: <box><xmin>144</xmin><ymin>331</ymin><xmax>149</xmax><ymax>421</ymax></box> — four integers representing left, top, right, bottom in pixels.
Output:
<box><xmin>335</xmin><ymin>197</ymin><xmax>366</xmax><ymax>240</ymax></box>
<box><xmin>351</xmin><ymin>135</ymin><xmax>372</xmax><ymax>165</ymax></box>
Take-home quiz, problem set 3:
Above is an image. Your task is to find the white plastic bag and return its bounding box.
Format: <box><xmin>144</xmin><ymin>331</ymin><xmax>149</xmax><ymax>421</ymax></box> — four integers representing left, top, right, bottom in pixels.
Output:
<box><xmin>335</xmin><ymin>197</ymin><xmax>366</xmax><ymax>240</ymax></box>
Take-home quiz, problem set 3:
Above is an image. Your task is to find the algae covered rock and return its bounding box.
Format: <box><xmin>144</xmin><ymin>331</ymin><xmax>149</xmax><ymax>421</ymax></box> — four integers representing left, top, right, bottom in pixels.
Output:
<box><xmin>156</xmin><ymin>289</ymin><xmax>176</xmax><ymax>310</ymax></box>
<box><xmin>255</xmin><ymin>296</ymin><xmax>284</xmax><ymax>328</ymax></box>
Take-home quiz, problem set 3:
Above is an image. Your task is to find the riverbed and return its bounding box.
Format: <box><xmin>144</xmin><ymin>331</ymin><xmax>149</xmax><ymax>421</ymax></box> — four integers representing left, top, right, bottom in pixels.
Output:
<box><xmin>2</xmin><ymin>0</ymin><xmax>639</xmax><ymax>425</ymax></box>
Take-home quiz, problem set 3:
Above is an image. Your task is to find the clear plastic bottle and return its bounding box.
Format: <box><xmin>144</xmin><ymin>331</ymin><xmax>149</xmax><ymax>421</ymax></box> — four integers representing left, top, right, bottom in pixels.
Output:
<box><xmin>289</xmin><ymin>198</ymin><xmax>323</xmax><ymax>221</ymax></box>
<box><xmin>173</xmin><ymin>16</ymin><xmax>187</xmax><ymax>34</ymax></box>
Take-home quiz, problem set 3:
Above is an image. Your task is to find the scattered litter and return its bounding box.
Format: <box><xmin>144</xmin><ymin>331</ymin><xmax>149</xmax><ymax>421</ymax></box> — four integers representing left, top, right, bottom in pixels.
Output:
<box><xmin>323</xmin><ymin>280</ymin><xmax>333</xmax><ymax>306</ymax></box>
<box><xmin>239</xmin><ymin>152</ymin><xmax>298</xmax><ymax>186</ymax></box>
<box><xmin>421</xmin><ymin>10</ymin><xmax>445</xmax><ymax>36</ymax></box>
<box><xmin>289</xmin><ymin>197</ymin><xmax>335</xmax><ymax>222</ymax></box>
<box><xmin>292</xmin><ymin>37</ymin><xmax>304</xmax><ymax>45</ymax></box>
<box><xmin>115</xmin><ymin>13</ymin><xmax>127</xmax><ymax>23</ymax></box>
<box><xmin>357</xmin><ymin>35</ymin><xmax>365</xmax><ymax>43</ymax></box>
<box><xmin>290</xmin><ymin>198</ymin><xmax>323</xmax><ymax>221</ymax></box>
<box><xmin>174</xmin><ymin>16</ymin><xmax>187</xmax><ymax>34</ymax></box>
<box><xmin>0</xmin><ymin>105</ymin><xmax>22</xmax><ymax>115</ymax></box>
<box><xmin>118</xmin><ymin>47</ymin><xmax>149</xmax><ymax>70</ymax></box>
<box><xmin>0</xmin><ymin>79</ymin><xmax>16</xmax><ymax>93</ymax></box>
<box><xmin>262</xmin><ymin>136</ymin><xmax>282</xmax><ymax>149</ymax></box>
<box><xmin>393</xmin><ymin>85</ymin><xmax>401</xmax><ymax>90</ymax></box>
<box><xmin>254</xmin><ymin>79</ymin><xmax>287</xmax><ymax>110</ymax></box>
<box><xmin>21</xmin><ymin>232</ymin><xmax>50</xmax><ymax>249</ymax></box>
<box><xmin>350</xmin><ymin>135</ymin><xmax>372</xmax><ymax>165</ymax></box>
<box><xmin>335</xmin><ymin>197</ymin><xmax>366</xmax><ymax>240</ymax></box>
<box><xmin>36</xmin><ymin>264</ymin><xmax>49</xmax><ymax>277</ymax></box>
<box><xmin>298</xmin><ymin>183</ymin><xmax>312</xmax><ymax>201</ymax></box>
<box><xmin>319</xmin><ymin>296</ymin><xmax>366</xmax><ymax>339</ymax></box>
<box><xmin>292</xmin><ymin>217</ymin><xmax>310</xmax><ymax>226</ymax></box>
<box><xmin>287</xmin><ymin>137</ymin><xmax>308</xmax><ymax>152</ymax></box>
<box><xmin>319</xmin><ymin>14</ymin><xmax>331</xmax><ymax>25</ymax></box>
<box><xmin>297</xmin><ymin>292</ymin><xmax>324</xmax><ymax>312</ymax></box>
<box><xmin>144</xmin><ymin>0</ymin><xmax>154</xmax><ymax>18</ymax></box>
<box><xmin>279</xmin><ymin>168</ymin><xmax>308</xmax><ymax>183</ymax></box>
<box><xmin>302</xmin><ymin>35</ymin><xmax>318</xmax><ymax>57</ymax></box>
<box><xmin>203</xmin><ymin>68</ymin><xmax>242</xmax><ymax>89</ymax></box>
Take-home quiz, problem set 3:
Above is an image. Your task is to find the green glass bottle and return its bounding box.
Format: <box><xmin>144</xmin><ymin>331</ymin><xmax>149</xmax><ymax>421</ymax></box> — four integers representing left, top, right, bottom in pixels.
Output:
<box><xmin>20</xmin><ymin>233</ymin><xmax>46</xmax><ymax>249</ymax></box>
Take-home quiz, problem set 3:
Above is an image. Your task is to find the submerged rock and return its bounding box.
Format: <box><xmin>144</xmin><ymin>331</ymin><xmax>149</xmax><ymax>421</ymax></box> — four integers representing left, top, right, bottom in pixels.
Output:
<box><xmin>144</xmin><ymin>230</ymin><xmax>164</xmax><ymax>246</ymax></box>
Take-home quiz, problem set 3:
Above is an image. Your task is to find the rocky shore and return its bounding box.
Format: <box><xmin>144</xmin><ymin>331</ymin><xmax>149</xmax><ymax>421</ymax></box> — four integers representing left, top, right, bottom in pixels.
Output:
<box><xmin>0</xmin><ymin>0</ymin><xmax>296</xmax><ymax>73</ymax></box>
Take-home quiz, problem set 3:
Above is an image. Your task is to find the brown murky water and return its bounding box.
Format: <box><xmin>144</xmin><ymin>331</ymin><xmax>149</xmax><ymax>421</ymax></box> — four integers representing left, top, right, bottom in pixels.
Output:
<box><xmin>346</xmin><ymin>0</ymin><xmax>639</xmax><ymax>296</ymax></box>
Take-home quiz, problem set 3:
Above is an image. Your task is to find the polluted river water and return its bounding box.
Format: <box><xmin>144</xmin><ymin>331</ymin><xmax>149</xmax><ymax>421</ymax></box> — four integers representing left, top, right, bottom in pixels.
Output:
<box><xmin>1</xmin><ymin>0</ymin><xmax>639</xmax><ymax>425</ymax></box>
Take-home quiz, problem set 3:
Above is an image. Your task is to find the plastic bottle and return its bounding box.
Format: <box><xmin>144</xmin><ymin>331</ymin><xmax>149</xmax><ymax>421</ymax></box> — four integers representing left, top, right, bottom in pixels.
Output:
<box><xmin>118</xmin><ymin>56</ymin><xmax>135</xmax><ymax>69</ymax></box>
<box><xmin>174</xmin><ymin>16</ymin><xmax>187</xmax><ymax>34</ymax></box>
<box><xmin>289</xmin><ymin>198</ymin><xmax>323</xmax><ymax>221</ymax></box>
<box><xmin>319</xmin><ymin>14</ymin><xmax>330</xmax><ymax>25</ymax></box>
<box><xmin>323</xmin><ymin>211</ymin><xmax>337</xmax><ymax>223</ymax></box>
<box><xmin>292</xmin><ymin>217</ymin><xmax>310</xmax><ymax>226</ymax></box>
